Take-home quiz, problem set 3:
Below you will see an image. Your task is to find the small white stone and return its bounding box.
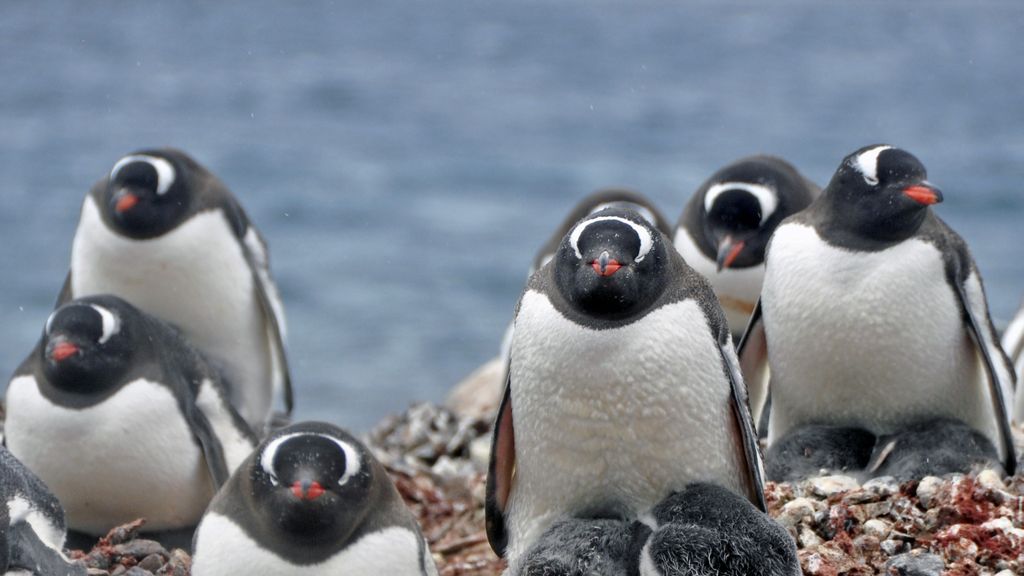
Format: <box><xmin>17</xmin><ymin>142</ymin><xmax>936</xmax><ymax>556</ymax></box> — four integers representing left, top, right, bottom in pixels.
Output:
<box><xmin>981</xmin><ymin>517</ymin><xmax>1013</xmax><ymax>533</ymax></box>
<box><xmin>976</xmin><ymin>468</ymin><xmax>1006</xmax><ymax>491</ymax></box>
<box><xmin>916</xmin><ymin>476</ymin><xmax>943</xmax><ymax>508</ymax></box>
<box><xmin>469</xmin><ymin>435</ymin><xmax>491</xmax><ymax>470</ymax></box>
<box><xmin>807</xmin><ymin>475</ymin><xmax>860</xmax><ymax>498</ymax></box>
<box><xmin>777</xmin><ymin>497</ymin><xmax>817</xmax><ymax>527</ymax></box>
<box><xmin>863</xmin><ymin>519</ymin><xmax>891</xmax><ymax>540</ymax></box>
<box><xmin>799</xmin><ymin>525</ymin><xmax>823</xmax><ymax>549</ymax></box>
<box><xmin>880</xmin><ymin>539</ymin><xmax>901</xmax><ymax>555</ymax></box>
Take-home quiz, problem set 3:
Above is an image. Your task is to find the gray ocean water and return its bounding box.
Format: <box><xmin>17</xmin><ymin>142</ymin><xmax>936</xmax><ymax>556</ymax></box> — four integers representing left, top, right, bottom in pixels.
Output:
<box><xmin>2</xmin><ymin>1</ymin><xmax>1023</xmax><ymax>431</ymax></box>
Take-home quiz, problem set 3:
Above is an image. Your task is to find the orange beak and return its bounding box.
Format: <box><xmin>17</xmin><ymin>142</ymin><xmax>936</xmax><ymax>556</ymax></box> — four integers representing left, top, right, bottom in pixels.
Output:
<box><xmin>903</xmin><ymin>184</ymin><xmax>943</xmax><ymax>206</ymax></box>
<box><xmin>115</xmin><ymin>192</ymin><xmax>139</xmax><ymax>213</ymax></box>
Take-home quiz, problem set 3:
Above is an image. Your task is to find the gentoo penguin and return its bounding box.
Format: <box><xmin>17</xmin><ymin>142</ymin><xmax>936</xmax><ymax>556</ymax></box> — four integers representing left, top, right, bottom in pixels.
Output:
<box><xmin>486</xmin><ymin>207</ymin><xmax>766</xmax><ymax>570</ymax></box>
<box><xmin>739</xmin><ymin>144</ymin><xmax>1017</xmax><ymax>478</ymax></box>
<box><xmin>1001</xmin><ymin>301</ymin><xmax>1024</xmax><ymax>420</ymax></box>
<box><xmin>0</xmin><ymin>446</ymin><xmax>85</xmax><ymax>575</ymax></box>
<box><xmin>5</xmin><ymin>295</ymin><xmax>257</xmax><ymax>537</ymax></box>
<box><xmin>192</xmin><ymin>422</ymin><xmax>438</xmax><ymax>576</ymax></box>
<box><xmin>61</xmin><ymin>148</ymin><xmax>292</xmax><ymax>430</ymax></box>
<box><xmin>673</xmin><ymin>156</ymin><xmax>818</xmax><ymax>338</ymax></box>
<box><xmin>446</xmin><ymin>188</ymin><xmax>673</xmax><ymax>421</ymax></box>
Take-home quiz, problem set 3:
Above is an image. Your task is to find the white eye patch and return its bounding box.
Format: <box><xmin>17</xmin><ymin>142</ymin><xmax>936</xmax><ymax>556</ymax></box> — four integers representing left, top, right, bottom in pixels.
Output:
<box><xmin>569</xmin><ymin>216</ymin><xmax>653</xmax><ymax>263</ymax></box>
<box><xmin>44</xmin><ymin>310</ymin><xmax>57</xmax><ymax>336</ymax></box>
<box><xmin>704</xmin><ymin>182</ymin><xmax>778</xmax><ymax>226</ymax></box>
<box><xmin>852</xmin><ymin>145</ymin><xmax>892</xmax><ymax>186</ymax></box>
<box><xmin>260</xmin><ymin>433</ymin><xmax>363</xmax><ymax>487</ymax></box>
<box><xmin>589</xmin><ymin>202</ymin><xmax>659</xmax><ymax>230</ymax></box>
<box><xmin>110</xmin><ymin>154</ymin><xmax>176</xmax><ymax>196</ymax></box>
<box><xmin>89</xmin><ymin>305</ymin><xmax>120</xmax><ymax>344</ymax></box>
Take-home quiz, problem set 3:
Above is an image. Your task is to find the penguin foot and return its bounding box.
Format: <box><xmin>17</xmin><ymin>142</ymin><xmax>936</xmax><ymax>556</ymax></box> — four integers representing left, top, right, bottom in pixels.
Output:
<box><xmin>516</xmin><ymin>517</ymin><xmax>645</xmax><ymax>576</ymax></box>
<box><xmin>640</xmin><ymin>483</ymin><xmax>799</xmax><ymax>576</ymax></box>
<box><xmin>766</xmin><ymin>425</ymin><xmax>875</xmax><ymax>482</ymax></box>
<box><xmin>867</xmin><ymin>418</ymin><xmax>1002</xmax><ymax>480</ymax></box>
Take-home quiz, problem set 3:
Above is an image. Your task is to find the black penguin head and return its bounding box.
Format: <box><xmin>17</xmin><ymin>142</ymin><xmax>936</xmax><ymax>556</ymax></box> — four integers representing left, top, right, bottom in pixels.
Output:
<box><xmin>553</xmin><ymin>208</ymin><xmax>669</xmax><ymax>320</ymax></box>
<box><xmin>695</xmin><ymin>157</ymin><xmax>816</xmax><ymax>271</ymax></box>
<box><xmin>251</xmin><ymin>425</ymin><xmax>373</xmax><ymax>543</ymax></box>
<box><xmin>40</xmin><ymin>297</ymin><xmax>136</xmax><ymax>393</ymax></box>
<box><xmin>825</xmin><ymin>145</ymin><xmax>943</xmax><ymax>242</ymax></box>
<box><xmin>102</xmin><ymin>150</ymin><xmax>194</xmax><ymax>239</ymax></box>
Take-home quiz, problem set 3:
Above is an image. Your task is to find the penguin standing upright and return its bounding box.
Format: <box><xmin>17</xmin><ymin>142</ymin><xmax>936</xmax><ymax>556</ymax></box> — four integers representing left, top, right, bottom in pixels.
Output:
<box><xmin>1001</xmin><ymin>302</ymin><xmax>1024</xmax><ymax>420</ymax></box>
<box><xmin>447</xmin><ymin>188</ymin><xmax>673</xmax><ymax>421</ymax></box>
<box><xmin>192</xmin><ymin>422</ymin><xmax>438</xmax><ymax>576</ymax></box>
<box><xmin>740</xmin><ymin>145</ymin><xmax>1017</xmax><ymax>479</ymax></box>
<box><xmin>63</xmin><ymin>148</ymin><xmax>292</xmax><ymax>430</ymax></box>
<box><xmin>0</xmin><ymin>446</ymin><xmax>85</xmax><ymax>576</ymax></box>
<box><xmin>674</xmin><ymin>156</ymin><xmax>818</xmax><ymax>338</ymax></box>
<box><xmin>486</xmin><ymin>207</ymin><xmax>766</xmax><ymax>570</ymax></box>
<box><xmin>5</xmin><ymin>296</ymin><xmax>257</xmax><ymax>537</ymax></box>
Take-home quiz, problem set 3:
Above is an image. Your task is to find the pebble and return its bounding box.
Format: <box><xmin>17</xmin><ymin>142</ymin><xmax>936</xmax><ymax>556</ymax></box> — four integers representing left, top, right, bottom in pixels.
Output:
<box><xmin>798</xmin><ymin>525</ymin><xmax>823</xmax><ymax>548</ymax></box>
<box><xmin>976</xmin><ymin>468</ymin><xmax>1006</xmax><ymax>491</ymax></box>
<box><xmin>863</xmin><ymin>518</ymin><xmax>891</xmax><ymax>540</ymax></box>
<box><xmin>880</xmin><ymin>538</ymin><xmax>902</xmax><ymax>556</ymax></box>
<box><xmin>777</xmin><ymin>497</ymin><xmax>818</xmax><ymax>528</ymax></box>
<box><xmin>915</xmin><ymin>476</ymin><xmax>943</xmax><ymax>508</ymax></box>
<box><xmin>806</xmin><ymin>474</ymin><xmax>859</xmax><ymax>498</ymax></box>
<box><xmin>884</xmin><ymin>551</ymin><xmax>944</xmax><ymax>576</ymax></box>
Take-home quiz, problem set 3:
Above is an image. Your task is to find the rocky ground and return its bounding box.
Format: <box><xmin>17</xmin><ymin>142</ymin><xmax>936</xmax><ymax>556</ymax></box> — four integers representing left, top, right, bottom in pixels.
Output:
<box><xmin>72</xmin><ymin>403</ymin><xmax>1024</xmax><ymax>575</ymax></box>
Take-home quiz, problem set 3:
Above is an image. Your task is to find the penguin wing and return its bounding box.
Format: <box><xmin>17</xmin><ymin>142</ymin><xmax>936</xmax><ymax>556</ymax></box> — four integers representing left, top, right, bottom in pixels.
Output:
<box><xmin>1002</xmin><ymin>303</ymin><xmax>1024</xmax><ymax>368</ymax></box>
<box><xmin>719</xmin><ymin>339</ymin><xmax>768</xmax><ymax>512</ymax></box>
<box><xmin>182</xmin><ymin>397</ymin><xmax>232</xmax><ymax>487</ymax></box>
<box><xmin>737</xmin><ymin>300</ymin><xmax>770</xmax><ymax>429</ymax></box>
<box><xmin>240</xmin><ymin>226</ymin><xmax>294</xmax><ymax>421</ymax></box>
<box><xmin>7</xmin><ymin>520</ymin><xmax>86</xmax><ymax>576</ymax></box>
<box><xmin>955</xmin><ymin>271</ymin><xmax>1017</xmax><ymax>472</ymax></box>
<box><xmin>54</xmin><ymin>272</ymin><xmax>73</xmax><ymax>307</ymax></box>
<box><xmin>485</xmin><ymin>362</ymin><xmax>515</xmax><ymax>557</ymax></box>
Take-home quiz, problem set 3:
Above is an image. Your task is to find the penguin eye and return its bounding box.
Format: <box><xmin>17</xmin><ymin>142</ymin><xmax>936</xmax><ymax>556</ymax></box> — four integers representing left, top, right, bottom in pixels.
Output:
<box><xmin>851</xmin><ymin>146</ymin><xmax>892</xmax><ymax>188</ymax></box>
<box><xmin>110</xmin><ymin>154</ymin><xmax>177</xmax><ymax>196</ymax></box>
<box><xmin>89</xmin><ymin>305</ymin><xmax>120</xmax><ymax>345</ymax></box>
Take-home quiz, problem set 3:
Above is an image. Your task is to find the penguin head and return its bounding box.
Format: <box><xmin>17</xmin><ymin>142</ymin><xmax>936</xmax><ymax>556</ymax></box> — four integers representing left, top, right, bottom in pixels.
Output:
<box><xmin>553</xmin><ymin>207</ymin><xmax>669</xmax><ymax>320</ymax></box>
<box><xmin>826</xmin><ymin>145</ymin><xmax>943</xmax><ymax>241</ymax></box>
<box><xmin>102</xmin><ymin>149</ymin><xmax>194</xmax><ymax>239</ymax></box>
<box><xmin>40</xmin><ymin>297</ymin><xmax>136</xmax><ymax>393</ymax></box>
<box><xmin>693</xmin><ymin>157</ymin><xmax>816</xmax><ymax>271</ymax></box>
<box><xmin>252</xmin><ymin>425</ymin><xmax>373</xmax><ymax>542</ymax></box>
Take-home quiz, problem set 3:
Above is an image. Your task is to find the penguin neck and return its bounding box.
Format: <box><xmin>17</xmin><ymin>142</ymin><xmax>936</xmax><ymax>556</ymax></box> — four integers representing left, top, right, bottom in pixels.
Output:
<box><xmin>813</xmin><ymin>195</ymin><xmax>929</xmax><ymax>252</ymax></box>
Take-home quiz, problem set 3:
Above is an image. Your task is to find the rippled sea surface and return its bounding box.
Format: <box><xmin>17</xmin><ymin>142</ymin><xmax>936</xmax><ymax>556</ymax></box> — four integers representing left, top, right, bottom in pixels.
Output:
<box><xmin>2</xmin><ymin>1</ymin><xmax>1023</xmax><ymax>431</ymax></box>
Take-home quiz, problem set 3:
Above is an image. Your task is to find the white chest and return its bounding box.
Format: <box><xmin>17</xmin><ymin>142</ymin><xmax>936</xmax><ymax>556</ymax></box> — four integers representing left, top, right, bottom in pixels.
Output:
<box><xmin>504</xmin><ymin>292</ymin><xmax>744</xmax><ymax>559</ymax></box>
<box><xmin>70</xmin><ymin>197</ymin><xmax>272</xmax><ymax>427</ymax></box>
<box><xmin>4</xmin><ymin>376</ymin><xmax>215</xmax><ymax>534</ymax></box>
<box><xmin>761</xmin><ymin>224</ymin><xmax>993</xmax><ymax>445</ymax></box>
<box><xmin>673</xmin><ymin>228</ymin><xmax>763</xmax><ymax>335</ymax></box>
<box><xmin>191</xmin><ymin>513</ymin><xmax>435</xmax><ymax>576</ymax></box>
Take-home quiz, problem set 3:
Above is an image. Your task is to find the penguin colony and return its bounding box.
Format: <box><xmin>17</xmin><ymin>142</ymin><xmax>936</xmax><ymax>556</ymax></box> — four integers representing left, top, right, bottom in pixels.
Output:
<box><xmin>0</xmin><ymin>145</ymin><xmax>1019</xmax><ymax>575</ymax></box>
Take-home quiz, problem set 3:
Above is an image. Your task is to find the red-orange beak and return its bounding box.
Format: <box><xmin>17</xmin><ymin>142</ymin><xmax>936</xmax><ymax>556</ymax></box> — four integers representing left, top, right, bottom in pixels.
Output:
<box><xmin>291</xmin><ymin>480</ymin><xmax>325</xmax><ymax>501</ymax></box>
<box><xmin>50</xmin><ymin>342</ymin><xmax>79</xmax><ymax>362</ymax></box>
<box><xmin>591</xmin><ymin>251</ymin><xmax>621</xmax><ymax>277</ymax></box>
<box><xmin>716</xmin><ymin>237</ymin><xmax>745</xmax><ymax>272</ymax></box>
<box><xmin>903</xmin><ymin>184</ymin><xmax>943</xmax><ymax>206</ymax></box>
<box><xmin>115</xmin><ymin>192</ymin><xmax>140</xmax><ymax>213</ymax></box>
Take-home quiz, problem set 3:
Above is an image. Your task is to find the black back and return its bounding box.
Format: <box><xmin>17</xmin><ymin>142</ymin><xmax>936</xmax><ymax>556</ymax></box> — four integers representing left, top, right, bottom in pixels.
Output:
<box><xmin>678</xmin><ymin>155</ymin><xmax>818</xmax><ymax>268</ymax></box>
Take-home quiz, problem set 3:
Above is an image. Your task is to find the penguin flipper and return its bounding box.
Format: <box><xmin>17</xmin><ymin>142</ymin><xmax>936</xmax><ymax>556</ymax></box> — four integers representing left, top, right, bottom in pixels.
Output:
<box><xmin>737</xmin><ymin>299</ymin><xmax>770</xmax><ymax>430</ymax></box>
<box><xmin>54</xmin><ymin>272</ymin><xmax>73</xmax><ymax>307</ymax></box>
<box><xmin>182</xmin><ymin>391</ymin><xmax>232</xmax><ymax>488</ymax></box>
<box><xmin>719</xmin><ymin>340</ymin><xmax>767</xmax><ymax>512</ymax></box>
<box><xmin>240</xmin><ymin>227</ymin><xmax>294</xmax><ymax>422</ymax></box>
<box><xmin>485</xmin><ymin>367</ymin><xmax>515</xmax><ymax>557</ymax></box>
<box><xmin>7</xmin><ymin>521</ymin><xmax>86</xmax><ymax>576</ymax></box>
<box><xmin>954</xmin><ymin>273</ymin><xmax>1017</xmax><ymax>473</ymax></box>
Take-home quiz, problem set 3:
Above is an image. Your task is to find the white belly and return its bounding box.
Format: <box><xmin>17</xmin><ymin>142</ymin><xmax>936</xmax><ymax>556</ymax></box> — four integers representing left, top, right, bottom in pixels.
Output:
<box><xmin>5</xmin><ymin>376</ymin><xmax>215</xmax><ymax>534</ymax></box>
<box><xmin>762</xmin><ymin>224</ymin><xmax>996</xmax><ymax>448</ymax></box>
<box><xmin>674</xmin><ymin>228</ymin><xmax>762</xmax><ymax>335</ymax></box>
<box><xmin>71</xmin><ymin>197</ymin><xmax>272</xmax><ymax>427</ymax></box>
<box><xmin>505</xmin><ymin>292</ymin><xmax>745</xmax><ymax>561</ymax></box>
<box><xmin>192</xmin><ymin>513</ymin><xmax>434</xmax><ymax>576</ymax></box>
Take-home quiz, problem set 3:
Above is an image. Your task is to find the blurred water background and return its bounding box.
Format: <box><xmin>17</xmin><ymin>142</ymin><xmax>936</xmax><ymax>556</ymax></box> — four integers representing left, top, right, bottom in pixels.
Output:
<box><xmin>2</xmin><ymin>1</ymin><xmax>1023</xmax><ymax>431</ymax></box>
